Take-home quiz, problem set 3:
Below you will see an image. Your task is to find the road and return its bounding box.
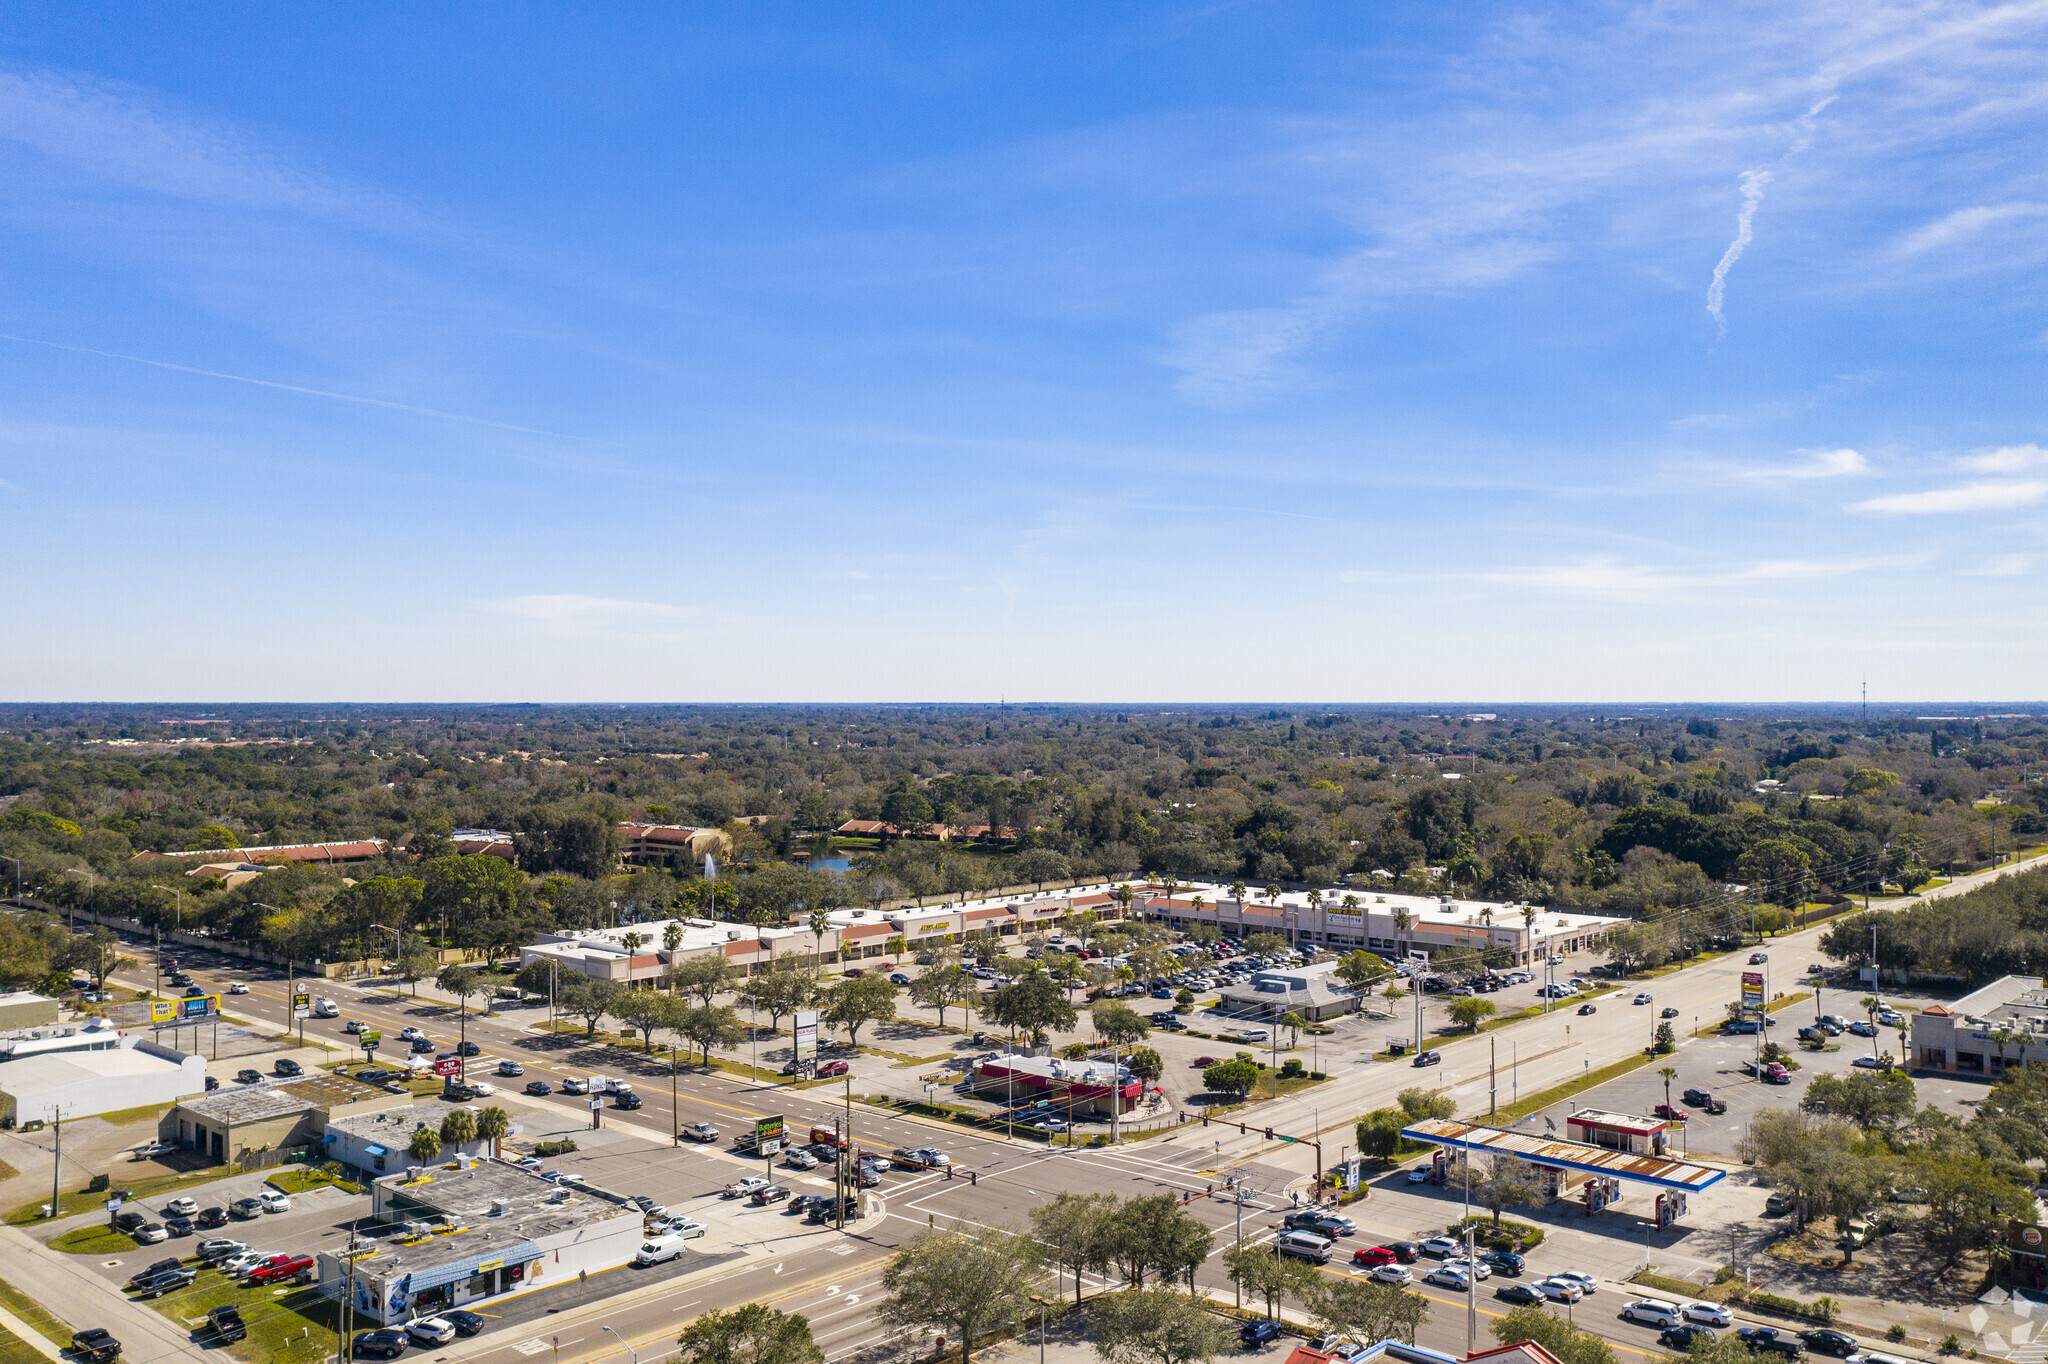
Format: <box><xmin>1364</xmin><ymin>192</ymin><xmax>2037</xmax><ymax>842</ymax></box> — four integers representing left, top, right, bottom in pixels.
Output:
<box><xmin>33</xmin><ymin>850</ymin><xmax>2044</xmax><ymax>1364</ymax></box>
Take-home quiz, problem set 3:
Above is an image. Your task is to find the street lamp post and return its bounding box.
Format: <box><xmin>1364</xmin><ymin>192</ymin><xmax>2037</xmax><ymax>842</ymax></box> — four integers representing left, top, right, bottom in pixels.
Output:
<box><xmin>598</xmin><ymin>1324</ymin><xmax>639</xmax><ymax>1364</ymax></box>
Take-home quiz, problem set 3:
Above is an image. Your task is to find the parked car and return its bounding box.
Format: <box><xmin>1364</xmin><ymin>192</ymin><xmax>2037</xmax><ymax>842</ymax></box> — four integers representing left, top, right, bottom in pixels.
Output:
<box><xmin>259</xmin><ymin>1189</ymin><xmax>291</xmax><ymax>1214</ymax></box>
<box><xmin>234</xmin><ymin>1069</ymin><xmax>263</xmax><ymax>1084</ymax></box>
<box><xmin>890</xmin><ymin>973</ymin><xmax>913</xmax><ymax>985</ymax></box>
<box><xmin>817</xmin><ymin>1059</ymin><xmax>850</xmax><ymax>1078</ymax></box>
<box><xmin>352</xmin><ymin>1328</ymin><xmax>410</xmax><ymax>1358</ymax></box>
<box><xmin>131</xmin><ymin>1222</ymin><xmax>168</xmax><ymax>1244</ymax></box>
<box><xmin>406</xmin><ymin>1318</ymin><xmax>457</xmax><ymax>1345</ymax></box>
<box><xmin>130</xmin><ymin>1266</ymin><xmax>196</xmax><ymax>1298</ymax></box>
<box><xmin>125</xmin><ymin>1258</ymin><xmax>184</xmax><ymax>1289</ymax></box>
<box><xmin>196</xmin><ymin>1206</ymin><xmax>228</xmax><ymax>1228</ymax></box>
<box><xmin>1800</xmin><ymin>1331</ymin><xmax>1859</xmax><ymax>1357</ymax></box>
<box><xmin>1241</xmin><ymin>1320</ymin><xmax>1283</xmax><ymax>1347</ymax></box>
<box><xmin>1405</xmin><ymin>1169</ymin><xmax>1431</xmax><ymax>1184</ymax></box>
<box><xmin>206</xmin><ymin>1305</ymin><xmax>247</xmax><ymax>1343</ymax></box>
<box><xmin>442</xmin><ymin>1311</ymin><xmax>487</xmax><ymax>1338</ymax></box>
<box><xmin>248</xmin><ymin>1254</ymin><xmax>314</xmax><ymax>1286</ymax></box>
<box><xmin>196</xmin><ymin>1237</ymin><xmax>250</xmax><ymax>1264</ymax></box>
<box><xmin>725</xmin><ymin>1175</ymin><xmax>770</xmax><ymax>1198</ymax></box>
<box><xmin>163</xmin><ymin>1214</ymin><xmax>196</xmax><ymax>1237</ymax></box>
<box><xmin>752</xmin><ymin>1185</ymin><xmax>792</xmax><ymax>1205</ymax></box>
<box><xmin>1653</xmin><ymin>1104</ymin><xmax>1689</xmax><ymax>1121</ymax></box>
<box><xmin>162</xmin><ymin>1197</ymin><xmax>198</xmax><ymax>1217</ymax></box>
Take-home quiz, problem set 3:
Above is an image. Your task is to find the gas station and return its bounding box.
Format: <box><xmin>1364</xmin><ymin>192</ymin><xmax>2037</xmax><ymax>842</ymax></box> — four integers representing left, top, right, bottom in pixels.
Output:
<box><xmin>1399</xmin><ymin>1114</ymin><xmax>1724</xmax><ymax>1229</ymax></box>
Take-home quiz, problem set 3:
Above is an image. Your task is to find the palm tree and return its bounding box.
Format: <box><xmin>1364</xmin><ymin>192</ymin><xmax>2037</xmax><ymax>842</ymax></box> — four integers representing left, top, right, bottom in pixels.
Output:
<box><xmin>1190</xmin><ymin>894</ymin><xmax>1206</xmax><ymax>927</ymax></box>
<box><xmin>810</xmin><ymin>907</ymin><xmax>832</xmax><ymax>975</ymax></box>
<box><xmin>1281</xmin><ymin>1011</ymin><xmax>1306</xmax><ymax>1049</ymax></box>
<box><xmin>407</xmin><ymin>1125</ymin><xmax>442</xmax><ymax>1163</ymax></box>
<box><xmin>1658</xmin><ymin>1066</ymin><xmax>1678</xmax><ymax>1113</ymax></box>
<box><xmin>1392</xmin><ymin>908</ymin><xmax>1415</xmax><ymax>968</ymax></box>
<box><xmin>663</xmin><ymin>923</ymin><xmax>684</xmax><ymax>956</ymax></box>
<box><xmin>621</xmin><ymin>931</ymin><xmax>646</xmax><ymax>956</ymax></box>
<box><xmin>475</xmin><ymin>1106</ymin><xmax>510</xmax><ymax>1156</ymax></box>
<box><xmin>1521</xmin><ymin>904</ymin><xmax>1539</xmax><ymax>965</ymax></box>
<box><xmin>1859</xmin><ymin>995</ymin><xmax>1881</xmax><ymax>1059</ymax></box>
<box><xmin>1161</xmin><ymin>874</ymin><xmax>1179</xmax><ymax>905</ymax></box>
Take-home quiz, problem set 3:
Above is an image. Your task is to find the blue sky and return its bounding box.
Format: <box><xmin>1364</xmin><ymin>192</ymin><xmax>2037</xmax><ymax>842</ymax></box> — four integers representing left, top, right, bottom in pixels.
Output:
<box><xmin>2</xmin><ymin>2</ymin><xmax>2045</xmax><ymax>702</ymax></box>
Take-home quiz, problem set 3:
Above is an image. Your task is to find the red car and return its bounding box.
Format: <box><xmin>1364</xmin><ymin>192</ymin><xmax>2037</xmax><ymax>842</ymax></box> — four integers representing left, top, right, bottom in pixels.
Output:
<box><xmin>817</xmin><ymin>1060</ymin><xmax>850</xmax><ymax>1078</ymax></box>
<box><xmin>1192</xmin><ymin>1056</ymin><xmax>1217</xmax><ymax>1067</ymax></box>
<box><xmin>247</xmin><ymin>1254</ymin><xmax>313</xmax><ymax>1286</ymax></box>
<box><xmin>1653</xmin><ymin>1104</ymin><xmax>1689</xmax><ymax>1121</ymax></box>
<box><xmin>1353</xmin><ymin>1246</ymin><xmax>1398</xmax><ymax>1267</ymax></box>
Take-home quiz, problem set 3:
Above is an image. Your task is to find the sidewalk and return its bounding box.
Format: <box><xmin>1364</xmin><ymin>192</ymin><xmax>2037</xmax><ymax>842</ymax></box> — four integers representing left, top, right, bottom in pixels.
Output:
<box><xmin>0</xmin><ymin>1222</ymin><xmax>204</xmax><ymax>1364</ymax></box>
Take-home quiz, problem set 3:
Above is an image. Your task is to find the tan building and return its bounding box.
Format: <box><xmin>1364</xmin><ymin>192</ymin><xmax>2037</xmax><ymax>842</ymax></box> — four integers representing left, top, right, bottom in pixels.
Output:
<box><xmin>160</xmin><ymin>1071</ymin><xmax>409</xmax><ymax>1168</ymax></box>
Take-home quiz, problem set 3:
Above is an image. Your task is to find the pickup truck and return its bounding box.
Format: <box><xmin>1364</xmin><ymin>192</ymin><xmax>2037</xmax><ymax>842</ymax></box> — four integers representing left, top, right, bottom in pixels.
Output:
<box><xmin>724</xmin><ymin>1176</ymin><xmax>770</xmax><ymax>1198</ymax></box>
<box><xmin>247</xmin><ymin>1254</ymin><xmax>315</xmax><ymax>1286</ymax></box>
<box><xmin>71</xmin><ymin>1330</ymin><xmax>121</xmax><ymax>1362</ymax></box>
<box><xmin>206</xmin><ymin>1306</ymin><xmax>247</xmax><ymax>1343</ymax></box>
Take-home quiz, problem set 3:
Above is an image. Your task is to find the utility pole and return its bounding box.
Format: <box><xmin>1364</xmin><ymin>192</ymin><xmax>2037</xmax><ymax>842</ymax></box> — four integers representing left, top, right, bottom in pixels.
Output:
<box><xmin>1489</xmin><ymin>1036</ymin><xmax>1497</xmax><ymax>1117</ymax></box>
<box><xmin>47</xmin><ymin>1104</ymin><xmax>63</xmax><ymax>1221</ymax></box>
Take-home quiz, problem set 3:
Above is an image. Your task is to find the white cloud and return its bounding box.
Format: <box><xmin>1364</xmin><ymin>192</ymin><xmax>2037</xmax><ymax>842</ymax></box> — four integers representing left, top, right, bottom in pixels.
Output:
<box><xmin>482</xmin><ymin>594</ymin><xmax>705</xmax><ymax>642</ymax></box>
<box><xmin>0</xmin><ymin>66</ymin><xmax>419</xmax><ymax>230</ymax></box>
<box><xmin>1963</xmin><ymin>554</ymin><xmax>2033</xmax><ymax>576</ymax></box>
<box><xmin>1731</xmin><ymin>447</ymin><xmax>1870</xmax><ymax>480</ymax></box>
<box><xmin>1960</xmin><ymin>443</ymin><xmax>2048</xmax><ymax>473</ymax></box>
<box><xmin>1479</xmin><ymin>554</ymin><xmax>1875</xmax><ymax>600</ymax></box>
<box><xmin>1849</xmin><ymin>480</ymin><xmax>2048</xmax><ymax>514</ymax></box>
<box><xmin>1894</xmin><ymin>203</ymin><xmax>2048</xmax><ymax>257</ymax></box>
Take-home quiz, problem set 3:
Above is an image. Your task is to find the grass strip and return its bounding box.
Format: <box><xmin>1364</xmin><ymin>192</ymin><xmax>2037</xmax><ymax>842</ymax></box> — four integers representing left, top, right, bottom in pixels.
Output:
<box><xmin>137</xmin><ymin>1261</ymin><xmax>338</xmax><ymax>1364</ymax></box>
<box><xmin>0</xmin><ymin>1162</ymin><xmax>16</xmax><ymax>1184</ymax></box>
<box><xmin>50</xmin><ymin>1224</ymin><xmax>135</xmax><ymax>1254</ymax></box>
<box><xmin>1491</xmin><ymin>1050</ymin><xmax>1660</xmax><ymax>1124</ymax></box>
<box><xmin>94</xmin><ymin>1102</ymin><xmax>170</xmax><ymax>1127</ymax></box>
<box><xmin>6</xmin><ymin>1166</ymin><xmax>228</xmax><ymax>1225</ymax></box>
<box><xmin>0</xmin><ymin>1276</ymin><xmax>70</xmax><ymax>1351</ymax></box>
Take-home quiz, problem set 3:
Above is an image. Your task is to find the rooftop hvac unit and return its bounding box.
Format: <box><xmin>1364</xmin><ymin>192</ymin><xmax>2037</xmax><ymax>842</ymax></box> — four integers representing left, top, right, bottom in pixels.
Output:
<box><xmin>489</xmin><ymin>1199</ymin><xmax>509</xmax><ymax>1216</ymax></box>
<box><xmin>548</xmin><ymin>1188</ymin><xmax>569</xmax><ymax>1203</ymax></box>
<box><xmin>406</xmin><ymin>1166</ymin><xmax>423</xmax><ymax>1182</ymax></box>
<box><xmin>727</xmin><ymin>930</ymin><xmax>742</xmax><ymax>941</ymax></box>
<box><xmin>405</xmin><ymin>1220</ymin><xmax>434</xmax><ymax>1238</ymax></box>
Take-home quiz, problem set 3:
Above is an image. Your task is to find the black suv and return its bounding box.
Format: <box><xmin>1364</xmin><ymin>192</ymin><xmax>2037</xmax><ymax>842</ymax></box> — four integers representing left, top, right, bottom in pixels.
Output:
<box><xmin>1682</xmin><ymin>1087</ymin><xmax>1728</xmax><ymax>1114</ymax></box>
<box><xmin>615</xmin><ymin>1092</ymin><xmax>644</xmax><ymax>1110</ymax></box>
<box><xmin>1738</xmin><ymin>1328</ymin><xmax>1805</xmax><ymax>1358</ymax></box>
<box><xmin>352</xmin><ymin>1328</ymin><xmax>410</xmax><ymax>1358</ymax></box>
<box><xmin>1799</xmin><ymin>1331</ymin><xmax>1858</xmax><ymax>1358</ymax></box>
<box><xmin>807</xmin><ymin>1196</ymin><xmax>864</xmax><ymax>1223</ymax></box>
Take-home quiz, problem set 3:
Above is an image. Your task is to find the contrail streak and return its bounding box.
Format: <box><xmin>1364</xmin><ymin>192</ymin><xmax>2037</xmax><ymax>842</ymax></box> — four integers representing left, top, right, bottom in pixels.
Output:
<box><xmin>0</xmin><ymin>332</ymin><xmax>568</xmax><ymax>438</ymax></box>
<box><xmin>1705</xmin><ymin>168</ymin><xmax>1772</xmax><ymax>333</ymax></box>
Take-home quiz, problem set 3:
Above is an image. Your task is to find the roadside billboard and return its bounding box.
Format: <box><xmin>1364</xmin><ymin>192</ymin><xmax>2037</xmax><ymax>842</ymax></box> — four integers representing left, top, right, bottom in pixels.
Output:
<box><xmin>432</xmin><ymin>1056</ymin><xmax>462</xmax><ymax>1078</ymax></box>
<box><xmin>1740</xmin><ymin>971</ymin><xmax>1765</xmax><ymax>1013</ymax></box>
<box><xmin>793</xmin><ymin>1010</ymin><xmax>818</xmax><ymax>1077</ymax></box>
<box><xmin>149</xmin><ymin>994</ymin><xmax>220</xmax><ymax>1025</ymax></box>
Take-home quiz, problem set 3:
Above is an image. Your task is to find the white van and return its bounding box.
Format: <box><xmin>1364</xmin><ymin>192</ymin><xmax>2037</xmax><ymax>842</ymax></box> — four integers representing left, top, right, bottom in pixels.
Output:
<box><xmin>1274</xmin><ymin>1231</ymin><xmax>1333</xmax><ymax>1264</ymax></box>
<box><xmin>635</xmin><ymin>1233</ymin><xmax>691</xmax><ymax>1265</ymax></box>
<box><xmin>1620</xmin><ymin>1300</ymin><xmax>1682</xmax><ymax>1328</ymax></box>
<box><xmin>313</xmin><ymin>998</ymin><xmax>339</xmax><ymax>1018</ymax></box>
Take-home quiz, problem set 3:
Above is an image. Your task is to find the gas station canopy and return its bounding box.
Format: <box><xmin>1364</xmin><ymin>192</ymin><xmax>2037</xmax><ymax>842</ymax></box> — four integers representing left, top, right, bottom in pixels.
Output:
<box><xmin>1398</xmin><ymin>1116</ymin><xmax>1726</xmax><ymax>1193</ymax></box>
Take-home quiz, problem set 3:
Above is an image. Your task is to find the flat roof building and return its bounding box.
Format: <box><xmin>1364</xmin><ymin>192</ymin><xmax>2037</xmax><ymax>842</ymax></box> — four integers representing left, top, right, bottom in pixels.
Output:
<box><xmin>321</xmin><ymin>1104</ymin><xmax>496</xmax><ymax>1177</ymax></box>
<box><xmin>967</xmin><ymin>1053</ymin><xmax>1141</xmax><ymax>1115</ymax></box>
<box><xmin>1136</xmin><ymin>882</ymin><xmax>1625</xmax><ymax>967</ymax></box>
<box><xmin>1216</xmin><ymin>960</ymin><xmax>1363</xmax><ymax>1022</ymax></box>
<box><xmin>1911</xmin><ymin>975</ymin><xmax>2045</xmax><ymax>1076</ymax></box>
<box><xmin>160</xmin><ymin>1071</ymin><xmax>408</xmax><ymax>1168</ymax></box>
<box><xmin>321</xmin><ymin>1160</ymin><xmax>645</xmax><ymax>1324</ymax></box>
<box><xmin>0</xmin><ymin>1035</ymin><xmax>205</xmax><ymax>1125</ymax></box>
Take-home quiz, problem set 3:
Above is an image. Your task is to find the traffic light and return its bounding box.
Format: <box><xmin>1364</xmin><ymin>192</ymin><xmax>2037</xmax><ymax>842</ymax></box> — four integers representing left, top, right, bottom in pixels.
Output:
<box><xmin>1201</xmin><ymin>1114</ymin><xmax>1208</xmax><ymax>1127</ymax></box>
<box><xmin>1237</xmin><ymin>1122</ymin><xmax>1247</xmax><ymax>1135</ymax></box>
<box><xmin>1264</xmin><ymin>1127</ymin><xmax>1274</xmax><ymax>1140</ymax></box>
<box><xmin>968</xmin><ymin>1170</ymin><xmax>978</xmax><ymax>1185</ymax></box>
